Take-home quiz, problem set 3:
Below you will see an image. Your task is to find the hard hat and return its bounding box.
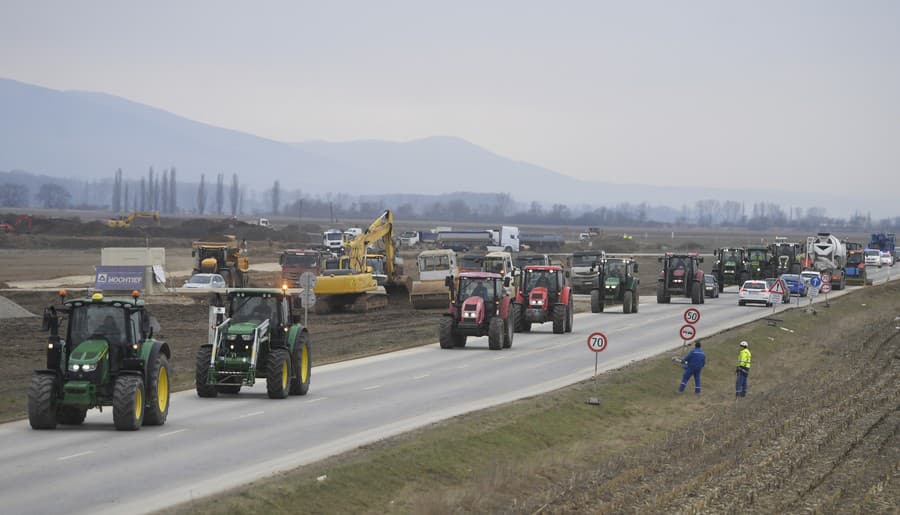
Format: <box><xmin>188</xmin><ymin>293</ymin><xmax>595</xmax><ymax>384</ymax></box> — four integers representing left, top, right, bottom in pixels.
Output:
<box><xmin>740</xmin><ymin>341</ymin><xmax>749</xmax><ymax>347</ymax></box>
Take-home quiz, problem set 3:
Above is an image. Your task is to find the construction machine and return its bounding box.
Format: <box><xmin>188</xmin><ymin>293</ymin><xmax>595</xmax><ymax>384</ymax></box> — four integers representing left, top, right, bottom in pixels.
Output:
<box><xmin>590</xmin><ymin>257</ymin><xmax>640</xmax><ymax>314</ymax></box>
<box><xmin>409</xmin><ymin>249</ymin><xmax>458</xmax><ymax>309</ymax></box>
<box><xmin>313</xmin><ymin>210</ymin><xmax>402</xmax><ymax>313</ymax></box>
<box><xmin>844</xmin><ymin>248</ymin><xmax>867</xmax><ymax>286</ymax></box>
<box><xmin>0</xmin><ymin>214</ymin><xmax>33</xmax><ymax>233</ymax></box>
<box><xmin>29</xmin><ymin>290</ymin><xmax>170</xmax><ymax>431</ymax></box>
<box><xmin>195</xmin><ymin>288</ymin><xmax>310</xmax><ymax>398</ymax></box>
<box><xmin>107</xmin><ymin>211</ymin><xmax>160</xmax><ymax>228</ymax></box>
<box><xmin>191</xmin><ymin>235</ymin><xmax>250</xmax><ymax>288</ymax></box>
<box><xmin>439</xmin><ymin>272</ymin><xmax>514</xmax><ymax>350</ymax></box>
<box><xmin>803</xmin><ymin>233</ymin><xmax>847</xmax><ymax>290</ymax></box>
<box><xmin>459</xmin><ymin>253</ymin><xmax>486</xmax><ymax>273</ymax></box>
<box><xmin>712</xmin><ymin>248</ymin><xmax>749</xmax><ymax>292</ymax></box>
<box><xmin>280</xmin><ymin>249</ymin><xmax>324</xmax><ymax>288</ymax></box>
<box><xmin>769</xmin><ymin>237</ymin><xmax>803</xmax><ymax>275</ymax></box>
<box><xmin>512</xmin><ymin>265</ymin><xmax>573</xmax><ymax>334</ymax></box>
<box><xmin>657</xmin><ymin>253</ymin><xmax>705</xmax><ymax>304</ymax></box>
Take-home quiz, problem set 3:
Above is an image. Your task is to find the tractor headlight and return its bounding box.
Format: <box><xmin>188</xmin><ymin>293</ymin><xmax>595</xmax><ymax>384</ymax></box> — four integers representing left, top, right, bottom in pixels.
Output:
<box><xmin>531</xmin><ymin>299</ymin><xmax>543</xmax><ymax>306</ymax></box>
<box><xmin>241</xmin><ymin>334</ymin><xmax>254</xmax><ymax>342</ymax></box>
<box><xmin>463</xmin><ymin>311</ymin><xmax>476</xmax><ymax>319</ymax></box>
<box><xmin>81</xmin><ymin>363</ymin><xmax>97</xmax><ymax>372</ymax></box>
<box><xmin>226</xmin><ymin>334</ymin><xmax>238</xmax><ymax>341</ymax></box>
<box><xmin>69</xmin><ymin>363</ymin><xmax>80</xmax><ymax>372</ymax></box>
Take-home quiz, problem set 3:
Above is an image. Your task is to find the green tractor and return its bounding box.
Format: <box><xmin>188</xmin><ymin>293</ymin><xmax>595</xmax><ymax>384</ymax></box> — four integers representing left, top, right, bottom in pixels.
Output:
<box><xmin>712</xmin><ymin>247</ymin><xmax>749</xmax><ymax>291</ymax></box>
<box><xmin>745</xmin><ymin>245</ymin><xmax>772</xmax><ymax>280</ymax></box>
<box><xmin>590</xmin><ymin>257</ymin><xmax>640</xmax><ymax>314</ymax></box>
<box><xmin>196</xmin><ymin>288</ymin><xmax>311</xmax><ymax>399</ymax></box>
<box><xmin>29</xmin><ymin>291</ymin><xmax>171</xmax><ymax>431</ymax></box>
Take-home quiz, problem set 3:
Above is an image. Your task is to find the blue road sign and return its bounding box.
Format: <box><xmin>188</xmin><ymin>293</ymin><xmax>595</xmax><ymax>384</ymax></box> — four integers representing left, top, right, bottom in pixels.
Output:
<box><xmin>809</xmin><ymin>276</ymin><xmax>822</xmax><ymax>288</ymax></box>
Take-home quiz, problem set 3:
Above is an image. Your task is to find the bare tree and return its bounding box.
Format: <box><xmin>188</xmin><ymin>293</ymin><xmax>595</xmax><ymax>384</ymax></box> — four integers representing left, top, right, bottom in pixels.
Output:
<box><xmin>216</xmin><ymin>173</ymin><xmax>224</xmax><ymax>215</ymax></box>
<box><xmin>35</xmin><ymin>183</ymin><xmax>71</xmax><ymax>209</ymax></box>
<box><xmin>230</xmin><ymin>174</ymin><xmax>239</xmax><ymax>216</ymax></box>
<box><xmin>161</xmin><ymin>169</ymin><xmax>169</xmax><ymax>213</ymax></box>
<box><xmin>197</xmin><ymin>174</ymin><xmax>207</xmax><ymax>214</ymax></box>
<box><xmin>0</xmin><ymin>183</ymin><xmax>29</xmax><ymax>207</ymax></box>
<box><xmin>272</xmin><ymin>180</ymin><xmax>280</xmax><ymax>214</ymax></box>
<box><xmin>112</xmin><ymin>169</ymin><xmax>122</xmax><ymax>212</ymax></box>
<box><xmin>169</xmin><ymin>167</ymin><xmax>177</xmax><ymax>213</ymax></box>
<box><xmin>139</xmin><ymin>177</ymin><xmax>146</xmax><ymax>211</ymax></box>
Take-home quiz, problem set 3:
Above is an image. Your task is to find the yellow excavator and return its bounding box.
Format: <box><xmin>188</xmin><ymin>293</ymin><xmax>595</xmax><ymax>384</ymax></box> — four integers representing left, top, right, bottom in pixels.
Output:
<box><xmin>313</xmin><ymin>210</ymin><xmax>407</xmax><ymax>313</ymax></box>
<box><xmin>191</xmin><ymin>235</ymin><xmax>250</xmax><ymax>288</ymax></box>
<box><xmin>107</xmin><ymin>211</ymin><xmax>160</xmax><ymax>228</ymax></box>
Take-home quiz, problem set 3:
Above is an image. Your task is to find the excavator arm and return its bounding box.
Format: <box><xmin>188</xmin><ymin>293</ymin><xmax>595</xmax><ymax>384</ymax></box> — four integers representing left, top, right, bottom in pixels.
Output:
<box><xmin>347</xmin><ymin>210</ymin><xmax>396</xmax><ymax>278</ymax></box>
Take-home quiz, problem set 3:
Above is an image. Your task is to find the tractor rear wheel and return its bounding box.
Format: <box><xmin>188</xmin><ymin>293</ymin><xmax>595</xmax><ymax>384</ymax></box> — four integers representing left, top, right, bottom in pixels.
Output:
<box><xmin>503</xmin><ymin>316</ymin><xmax>514</xmax><ymax>348</ymax></box>
<box><xmin>113</xmin><ymin>375</ymin><xmax>145</xmax><ymax>431</ymax></box>
<box><xmin>656</xmin><ymin>283</ymin><xmax>669</xmax><ymax>304</ymax></box>
<box><xmin>290</xmin><ymin>331</ymin><xmax>311</xmax><ymax>396</ymax></box>
<box><xmin>590</xmin><ymin>290</ymin><xmax>602</xmax><ymax>313</ymax></box>
<box><xmin>439</xmin><ymin>317</ymin><xmax>455</xmax><ymax>349</ymax></box>
<box><xmin>57</xmin><ymin>406</ymin><xmax>87</xmax><ymax>425</ymax></box>
<box><xmin>552</xmin><ymin>305</ymin><xmax>566</xmax><ymax>334</ymax></box>
<box><xmin>700</xmin><ymin>287</ymin><xmax>705</xmax><ymax>304</ymax></box>
<box><xmin>195</xmin><ymin>346</ymin><xmax>218</xmax><ymax>398</ymax></box>
<box><xmin>28</xmin><ymin>373</ymin><xmax>58</xmax><ymax>430</ymax></box>
<box><xmin>512</xmin><ymin>303</ymin><xmax>525</xmax><ymax>332</ymax></box>
<box><xmin>266</xmin><ymin>348</ymin><xmax>291</xmax><ymax>399</ymax></box>
<box><xmin>565</xmin><ymin>303</ymin><xmax>573</xmax><ymax>332</ymax></box>
<box><xmin>691</xmin><ymin>283</ymin><xmax>701</xmax><ymax>304</ymax></box>
<box><xmin>623</xmin><ymin>291</ymin><xmax>633</xmax><ymax>314</ymax></box>
<box><xmin>144</xmin><ymin>354</ymin><xmax>170</xmax><ymax>426</ymax></box>
<box><xmin>488</xmin><ymin>317</ymin><xmax>504</xmax><ymax>350</ymax></box>
<box><xmin>633</xmin><ymin>290</ymin><xmax>640</xmax><ymax>312</ymax></box>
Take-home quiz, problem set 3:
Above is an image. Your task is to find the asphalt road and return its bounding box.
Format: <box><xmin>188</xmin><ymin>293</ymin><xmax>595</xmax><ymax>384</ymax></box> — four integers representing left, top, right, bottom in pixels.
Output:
<box><xmin>0</xmin><ymin>265</ymin><xmax>895</xmax><ymax>514</ymax></box>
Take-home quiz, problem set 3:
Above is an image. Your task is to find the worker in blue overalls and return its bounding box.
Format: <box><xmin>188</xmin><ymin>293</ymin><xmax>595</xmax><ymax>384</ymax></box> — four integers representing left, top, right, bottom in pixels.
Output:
<box><xmin>678</xmin><ymin>341</ymin><xmax>706</xmax><ymax>394</ymax></box>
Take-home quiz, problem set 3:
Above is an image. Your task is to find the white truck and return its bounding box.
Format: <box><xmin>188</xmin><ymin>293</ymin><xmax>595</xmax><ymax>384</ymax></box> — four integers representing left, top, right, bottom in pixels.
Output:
<box><xmin>323</xmin><ymin>229</ymin><xmax>344</xmax><ymax>251</ymax></box>
<box><xmin>437</xmin><ymin>226</ymin><xmax>520</xmax><ymax>253</ymax></box>
<box><xmin>400</xmin><ymin>231</ymin><xmax>421</xmax><ymax>247</ymax></box>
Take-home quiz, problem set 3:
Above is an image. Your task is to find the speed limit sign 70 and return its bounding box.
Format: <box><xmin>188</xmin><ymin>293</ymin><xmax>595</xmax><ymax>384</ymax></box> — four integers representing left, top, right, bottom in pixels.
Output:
<box><xmin>679</xmin><ymin>324</ymin><xmax>696</xmax><ymax>341</ymax></box>
<box><xmin>587</xmin><ymin>332</ymin><xmax>608</xmax><ymax>353</ymax></box>
<box><xmin>683</xmin><ymin>308</ymin><xmax>700</xmax><ymax>325</ymax></box>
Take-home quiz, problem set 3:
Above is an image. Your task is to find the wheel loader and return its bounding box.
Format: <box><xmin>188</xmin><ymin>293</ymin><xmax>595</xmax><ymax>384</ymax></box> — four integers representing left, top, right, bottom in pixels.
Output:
<box><xmin>29</xmin><ymin>290</ymin><xmax>170</xmax><ymax>431</ymax></box>
<box><xmin>409</xmin><ymin>249</ymin><xmax>458</xmax><ymax>309</ymax></box>
<box><xmin>195</xmin><ymin>287</ymin><xmax>311</xmax><ymax>398</ymax></box>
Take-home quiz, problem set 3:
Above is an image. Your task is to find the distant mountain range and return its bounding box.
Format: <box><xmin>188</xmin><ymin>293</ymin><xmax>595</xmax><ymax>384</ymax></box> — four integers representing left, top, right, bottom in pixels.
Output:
<box><xmin>0</xmin><ymin>77</ymin><xmax>891</xmax><ymax>218</ymax></box>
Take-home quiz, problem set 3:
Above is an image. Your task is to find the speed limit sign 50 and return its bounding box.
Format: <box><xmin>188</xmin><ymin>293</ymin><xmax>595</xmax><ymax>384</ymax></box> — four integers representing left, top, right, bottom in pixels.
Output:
<box><xmin>683</xmin><ymin>308</ymin><xmax>700</xmax><ymax>325</ymax></box>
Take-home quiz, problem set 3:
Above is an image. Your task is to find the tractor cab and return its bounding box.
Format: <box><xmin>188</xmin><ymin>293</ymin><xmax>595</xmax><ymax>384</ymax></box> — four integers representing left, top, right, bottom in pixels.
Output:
<box><xmin>30</xmin><ymin>291</ymin><xmax>170</xmax><ymax>431</ymax></box>
<box><xmin>440</xmin><ymin>272</ymin><xmax>514</xmax><ymax>350</ymax></box>
<box><xmin>520</xmin><ymin>266</ymin><xmax>566</xmax><ymax>307</ymax></box>
<box><xmin>511</xmin><ymin>266</ymin><xmax>574</xmax><ymax>334</ymax></box>
<box><xmin>657</xmin><ymin>253</ymin><xmax>705</xmax><ymax>304</ymax></box>
<box><xmin>745</xmin><ymin>246</ymin><xmax>772</xmax><ymax>279</ymax></box>
<box><xmin>590</xmin><ymin>258</ymin><xmax>640</xmax><ymax>314</ymax></box>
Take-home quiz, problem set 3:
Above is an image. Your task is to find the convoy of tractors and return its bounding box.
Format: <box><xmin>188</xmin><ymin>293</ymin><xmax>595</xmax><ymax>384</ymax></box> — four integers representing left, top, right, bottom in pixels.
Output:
<box><xmin>26</xmin><ymin>212</ymin><xmax>894</xmax><ymax>431</ymax></box>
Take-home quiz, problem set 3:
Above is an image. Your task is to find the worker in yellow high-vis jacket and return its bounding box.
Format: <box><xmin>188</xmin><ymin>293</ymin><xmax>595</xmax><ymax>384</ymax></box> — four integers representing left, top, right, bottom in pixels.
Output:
<box><xmin>735</xmin><ymin>341</ymin><xmax>751</xmax><ymax>397</ymax></box>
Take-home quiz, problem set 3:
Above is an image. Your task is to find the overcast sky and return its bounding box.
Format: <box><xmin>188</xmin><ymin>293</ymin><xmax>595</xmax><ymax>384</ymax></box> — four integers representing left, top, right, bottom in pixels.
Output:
<box><xmin>1</xmin><ymin>1</ymin><xmax>897</xmax><ymax>193</ymax></box>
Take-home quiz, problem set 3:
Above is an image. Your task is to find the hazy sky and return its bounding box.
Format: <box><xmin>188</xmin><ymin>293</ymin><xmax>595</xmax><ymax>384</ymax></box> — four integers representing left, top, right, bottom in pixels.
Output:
<box><xmin>1</xmin><ymin>1</ymin><xmax>898</xmax><ymax>193</ymax></box>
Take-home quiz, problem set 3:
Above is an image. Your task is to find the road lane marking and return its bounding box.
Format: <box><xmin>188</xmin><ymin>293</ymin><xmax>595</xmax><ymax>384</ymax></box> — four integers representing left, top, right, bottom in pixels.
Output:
<box><xmin>456</xmin><ymin>364</ymin><xmax>469</xmax><ymax>369</ymax></box>
<box><xmin>58</xmin><ymin>450</ymin><xmax>93</xmax><ymax>461</ymax></box>
<box><xmin>159</xmin><ymin>429</ymin><xmax>188</xmax><ymax>438</ymax></box>
<box><xmin>493</xmin><ymin>356</ymin><xmax>506</xmax><ymax>360</ymax></box>
<box><xmin>306</xmin><ymin>397</ymin><xmax>327</xmax><ymax>403</ymax></box>
<box><xmin>362</xmin><ymin>385</ymin><xmax>381</xmax><ymax>391</ymax></box>
<box><xmin>239</xmin><ymin>411</ymin><xmax>264</xmax><ymax>419</ymax></box>
<box><xmin>413</xmin><ymin>374</ymin><xmax>430</xmax><ymax>380</ymax></box>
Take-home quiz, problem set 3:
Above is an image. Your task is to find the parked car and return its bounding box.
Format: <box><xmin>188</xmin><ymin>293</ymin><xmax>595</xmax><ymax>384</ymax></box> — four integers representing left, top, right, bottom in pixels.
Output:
<box><xmin>183</xmin><ymin>273</ymin><xmax>227</xmax><ymax>289</ymax></box>
<box><xmin>779</xmin><ymin>273</ymin><xmax>808</xmax><ymax>297</ymax></box>
<box><xmin>880</xmin><ymin>251</ymin><xmax>893</xmax><ymax>267</ymax></box>
<box><xmin>738</xmin><ymin>280</ymin><xmax>772</xmax><ymax>307</ymax></box>
<box><xmin>864</xmin><ymin>249</ymin><xmax>882</xmax><ymax>268</ymax></box>
<box><xmin>765</xmin><ymin>277</ymin><xmax>791</xmax><ymax>304</ymax></box>
<box><xmin>703</xmin><ymin>274</ymin><xmax>719</xmax><ymax>298</ymax></box>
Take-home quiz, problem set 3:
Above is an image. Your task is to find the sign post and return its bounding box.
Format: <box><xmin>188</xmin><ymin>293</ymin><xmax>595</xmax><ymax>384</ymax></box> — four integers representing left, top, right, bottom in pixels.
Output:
<box><xmin>808</xmin><ymin>275</ymin><xmax>821</xmax><ymax>311</ymax></box>
<box><xmin>681</xmin><ymin>308</ymin><xmax>699</xmax><ymax>348</ymax></box>
<box><xmin>821</xmin><ymin>273</ymin><xmax>832</xmax><ymax>307</ymax></box>
<box><xmin>299</xmin><ymin>272</ymin><xmax>318</xmax><ymax>326</ymax></box>
<box><xmin>586</xmin><ymin>332</ymin><xmax>608</xmax><ymax>405</ymax></box>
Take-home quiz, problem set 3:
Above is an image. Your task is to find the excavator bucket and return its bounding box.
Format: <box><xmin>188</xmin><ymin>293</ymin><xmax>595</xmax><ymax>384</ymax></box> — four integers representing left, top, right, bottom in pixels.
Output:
<box><xmin>409</xmin><ymin>280</ymin><xmax>450</xmax><ymax>309</ymax></box>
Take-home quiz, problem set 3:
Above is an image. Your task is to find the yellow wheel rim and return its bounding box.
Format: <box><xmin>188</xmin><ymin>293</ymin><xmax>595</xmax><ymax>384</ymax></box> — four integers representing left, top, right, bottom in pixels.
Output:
<box><xmin>300</xmin><ymin>345</ymin><xmax>309</xmax><ymax>383</ymax></box>
<box><xmin>135</xmin><ymin>388</ymin><xmax>143</xmax><ymax>420</ymax></box>
<box><xmin>281</xmin><ymin>360</ymin><xmax>289</xmax><ymax>390</ymax></box>
<box><xmin>158</xmin><ymin>366</ymin><xmax>168</xmax><ymax>412</ymax></box>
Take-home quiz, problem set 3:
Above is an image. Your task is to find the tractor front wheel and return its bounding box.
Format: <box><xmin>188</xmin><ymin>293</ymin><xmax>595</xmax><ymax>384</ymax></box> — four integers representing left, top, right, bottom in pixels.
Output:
<box><xmin>439</xmin><ymin>317</ymin><xmax>455</xmax><ymax>349</ymax></box>
<box><xmin>195</xmin><ymin>346</ymin><xmax>218</xmax><ymax>398</ymax></box>
<box><xmin>28</xmin><ymin>373</ymin><xmax>58</xmax><ymax>430</ymax></box>
<box><xmin>57</xmin><ymin>406</ymin><xmax>87</xmax><ymax>425</ymax></box>
<box><xmin>290</xmin><ymin>331</ymin><xmax>312</xmax><ymax>396</ymax></box>
<box><xmin>565</xmin><ymin>303</ymin><xmax>574</xmax><ymax>332</ymax></box>
<box><xmin>503</xmin><ymin>315</ymin><xmax>514</xmax><ymax>348</ymax></box>
<box><xmin>552</xmin><ymin>305</ymin><xmax>566</xmax><ymax>334</ymax></box>
<box><xmin>266</xmin><ymin>348</ymin><xmax>291</xmax><ymax>399</ymax></box>
<box><xmin>488</xmin><ymin>317</ymin><xmax>504</xmax><ymax>350</ymax></box>
<box><xmin>144</xmin><ymin>354</ymin><xmax>170</xmax><ymax>426</ymax></box>
<box><xmin>691</xmin><ymin>283</ymin><xmax>701</xmax><ymax>304</ymax></box>
<box><xmin>632</xmin><ymin>290</ymin><xmax>640</xmax><ymax>312</ymax></box>
<box><xmin>591</xmin><ymin>290</ymin><xmax>603</xmax><ymax>313</ymax></box>
<box><xmin>623</xmin><ymin>291</ymin><xmax>633</xmax><ymax>314</ymax></box>
<box><xmin>512</xmin><ymin>303</ymin><xmax>525</xmax><ymax>332</ymax></box>
<box><xmin>113</xmin><ymin>375</ymin><xmax>145</xmax><ymax>431</ymax></box>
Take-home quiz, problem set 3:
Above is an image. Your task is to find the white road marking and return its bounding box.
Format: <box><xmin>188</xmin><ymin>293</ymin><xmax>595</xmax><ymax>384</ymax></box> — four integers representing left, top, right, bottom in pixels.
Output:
<box><xmin>158</xmin><ymin>429</ymin><xmax>188</xmax><ymax>438</ymax></box>
<box><xmin>58</xmin><ymin>451</ymin><xmax>93</xmax><ymax>461</ymax></box>
<box><xmin>362</xmin><ymin>385</ymin><xmax>381</xmax><ymax>391</ymax></box>
<box><xmin>413</xmin><ymin>374</ymin><xmax>430</xmax><ymax>380</ymax></box>
<box><xmin>306</xmin><ymin>397</ymin><xmax>327</xmax><ymax>403</ymax></box>
<box><xmin>238</xmin><ymin>411</ymin><xmax>264</xmax><ymax>419</ymax></box>
<box><xmin>493</xmin><ymin>356</ymin><xmax>506</xmax><ymax>361</ymax></box>
<box><xmin>456</xmin><ymin>364</ymin><xmax>469</xmax><ymax>369</ymax></box>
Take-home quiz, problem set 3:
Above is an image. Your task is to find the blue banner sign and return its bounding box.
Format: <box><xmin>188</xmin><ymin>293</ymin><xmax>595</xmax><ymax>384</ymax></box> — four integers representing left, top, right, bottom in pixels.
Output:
<box><xmin>95</xmin><ymin>266</ymin><xmax>145</xmax><ymax>291</ymax></box>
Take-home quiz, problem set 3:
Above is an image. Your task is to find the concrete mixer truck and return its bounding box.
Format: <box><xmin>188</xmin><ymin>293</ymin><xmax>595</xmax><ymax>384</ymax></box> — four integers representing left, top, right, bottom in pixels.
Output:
<box><xmin>803</xmin><ymin>232</ymin><xmax>847</xmax><ymax>290</ymax></box>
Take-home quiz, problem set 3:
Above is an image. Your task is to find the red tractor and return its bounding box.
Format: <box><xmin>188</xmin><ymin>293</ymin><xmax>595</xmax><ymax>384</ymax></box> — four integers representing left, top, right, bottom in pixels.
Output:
<box><xmin>439</xmin><ymin>272</ymin><xmax>514</xmax><ymax>350</ymax></box>
<box><xmin>656</xmin><ymin>253</ymin><xmax>705</xmax><ymax>304</ymax></box>
<box><xmin>512</xmin><ymin>265</ymin><xmax>573</xmax><ymax>334</ymax></box>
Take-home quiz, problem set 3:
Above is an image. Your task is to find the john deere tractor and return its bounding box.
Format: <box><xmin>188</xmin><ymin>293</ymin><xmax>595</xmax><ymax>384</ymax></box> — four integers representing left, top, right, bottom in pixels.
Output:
<box><xmin>29</xmin><ymin>291</ymin><xmax>170</xmax><ymax>431</ymax></box>
<box><xmin>712</xmin><ymin>247</ymin><xmax>749</xmax><ymax>292</ymax></box>
<box><xmin>196</xmin><ymin>288</ymin><xmax>311</xmax><ymax>399</ymax></box>
<box><xmin>745</xmin><ymin>245</ymin><xmax>772</xmax><ymax>279</ymax></box>
<box><xmin>590</xmin><ymin>257</ymin><xmax>640</xmax><ymax>314</ymax></box>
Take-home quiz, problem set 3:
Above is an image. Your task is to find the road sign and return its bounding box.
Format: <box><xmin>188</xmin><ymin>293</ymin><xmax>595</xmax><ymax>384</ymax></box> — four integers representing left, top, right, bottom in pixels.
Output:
<box><xmin>679</xmin><ymin>324</ymin><xmax>696</xmax><ymax>341</ymax></box>
<box><xmin>820</xmin><ymin>283</ymin><xmax>832</xmax><ymax>294</ymax></box>
<box><xmin>587</xmin><ymin>332</ymin><xmax>608</xmax><ymax>353</ymax></box>
<box><xmin>300</xmin><ymin>291</ymin><xmax>316</xmax><ymax>307</ymax></box>
<box><xmin>821</xmin><ymin>272</ymin><xmax>831</xmax><ymax>284</ymax></box>
<box><xmin>809</xmin><ymin>276</ymin><xmax>822</xmax><ymax>288</ymax></box>
<box><xmin>770</xmin><ymin>280</ymin><xmax>785</xmax><ymax>295</ymax></box>
<box><xmin>299</xmin><ymin>272</ymin><xmax>318</xmax><ymax>289</ymax></box>
<box><xmin>683</xmin><ymin>308</ymin><xmax>700</xmax><ymax>325</ymax></box>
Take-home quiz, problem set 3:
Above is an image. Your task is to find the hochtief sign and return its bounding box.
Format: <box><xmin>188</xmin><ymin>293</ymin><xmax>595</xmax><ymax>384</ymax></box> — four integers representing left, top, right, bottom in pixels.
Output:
<box><xmin>95</xmin><ymin>266</ymin><xmax>145</xmax><ymax>291</ymax></box>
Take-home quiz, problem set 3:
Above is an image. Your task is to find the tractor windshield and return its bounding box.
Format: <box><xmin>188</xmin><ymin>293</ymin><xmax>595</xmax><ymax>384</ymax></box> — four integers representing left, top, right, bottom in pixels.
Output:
<box><xmin>459</xmin><ymin>278</ymin><xmax>496</xmax><ymax>304</ymax></box>
<box><xmin>483</xmin><ymin>258</ymin><xmax>506</xmax><ymax>275</ymax></box>
<box><xmin>525</xmin><ymin>270</ymin><xmax>557</xmax><ymax>292</ymax></box>
<box><xmin>605</xmin><ymin>260</ymin><xmax>625</xmax><ymax>278</ymax></box>
<box><xmin>230</xmin><ymin>295</ymin><xmax>278</xmax><ymax>324</ymax></box>
<box><xmin>460</xmin><ymin>255</ymin><xmax>484</xmax><ymax>270</ymax></box>
<box><xmin>722</xmin><ymin>250</ymin><xmax>741</xmax><ymax>262</ymax></box>
<box><xmin>748</xmin><ymin>250</ymin><xmax>767</xmax><ymax>261</ymax></box>
<box><xmin>68</xmin><ymin>305</ymin><xmax>130</xmax><ymax>346</ymax></box>
<box><xmin>668</xmin><ymin>257</ymin><xmax>687</xmax><ymax>270</ymax></box>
